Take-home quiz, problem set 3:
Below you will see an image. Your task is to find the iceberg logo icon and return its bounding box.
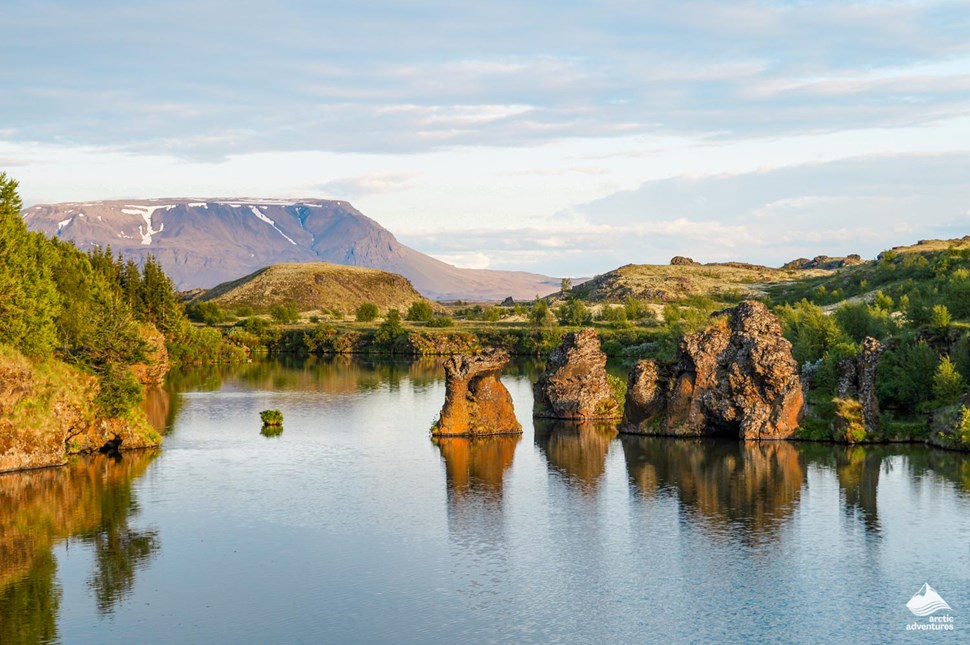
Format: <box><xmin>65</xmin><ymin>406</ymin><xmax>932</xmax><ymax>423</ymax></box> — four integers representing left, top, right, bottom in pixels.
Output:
<box><xmin>907</xmin><ymin>583</ymin><xmax>953</xmax><ymax>616</ymax></box>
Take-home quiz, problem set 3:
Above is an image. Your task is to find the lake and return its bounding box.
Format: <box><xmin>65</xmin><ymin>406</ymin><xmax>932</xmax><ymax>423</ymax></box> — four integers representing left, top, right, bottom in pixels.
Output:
<box><xmin>3</xmin><ymin>356</ymin><xmax>970</xmax><ymax>643</ymax></box>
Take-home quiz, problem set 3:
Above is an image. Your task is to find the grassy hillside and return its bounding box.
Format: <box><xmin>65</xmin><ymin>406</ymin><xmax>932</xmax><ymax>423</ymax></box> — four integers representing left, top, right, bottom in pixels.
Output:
<box><xmin>569</xmin><ymin>262</ymin><xmax>830</xmax><ymax>304</ymax></box>
<box><xmin>766</xmin><ymin>236</ymin><xmax>970</xmax><ymax>307</ymax></box>
<box><xmin>197</xmin><ymin>262</ymin><xmax>430</xmax><ymax>313</ymax></box>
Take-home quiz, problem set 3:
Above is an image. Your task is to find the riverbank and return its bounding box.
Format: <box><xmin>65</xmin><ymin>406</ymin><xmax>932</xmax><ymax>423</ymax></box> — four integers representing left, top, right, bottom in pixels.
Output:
<box><xmin>0</xmin><ymin>345</ymin><xmax>162</xmax><ymax>474</ymax></box>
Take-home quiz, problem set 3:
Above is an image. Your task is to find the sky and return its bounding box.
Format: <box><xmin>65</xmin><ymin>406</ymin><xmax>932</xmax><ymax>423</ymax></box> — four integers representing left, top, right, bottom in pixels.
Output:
<box><xmin>3</xmin><ymin>0</ymin><xmax>970</xmax><ymax>278</ymax></box>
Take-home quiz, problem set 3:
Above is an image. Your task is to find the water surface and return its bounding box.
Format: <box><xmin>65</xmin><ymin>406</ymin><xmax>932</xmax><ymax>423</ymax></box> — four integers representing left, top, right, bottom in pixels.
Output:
<box><xmin>3</xmin><ymin>357</ymin><xmax>970</xmax><ymax>643</ymax></box>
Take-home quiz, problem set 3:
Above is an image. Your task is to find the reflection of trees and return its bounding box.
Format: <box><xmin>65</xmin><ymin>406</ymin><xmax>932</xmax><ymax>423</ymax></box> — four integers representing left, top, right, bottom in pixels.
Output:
<box><xmin>534</xmin><ymin>420</ymin><xmax>617</xmax><ymax>493</ymax></box>
<box><xmin>0</xmin><ymin>553</ymin><xmax>60</xmax><ymax>645</ymax></box>
<box><xmin>0</xmin><ymin>450</ymin><xmax>160</xmax><ymax>638</ymax></box>
<box><xmin>620</xmin><ymin>437</ymin><xmax>806</xmax><ymax>540</ymax></box>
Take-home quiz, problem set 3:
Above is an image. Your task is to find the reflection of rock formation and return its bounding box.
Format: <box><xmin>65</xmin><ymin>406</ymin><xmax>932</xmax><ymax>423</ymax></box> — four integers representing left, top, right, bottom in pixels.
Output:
<box><xmin>0</xmin><ymin>450</ymin><xmax>160</xmax><ymax>641</ymax></box>
<box><xmin>534</xmin><ymin>328</ymin><xmax>621</xmax><ymax>420</ymax></box>
<box><xmin>620</xmin><ymin>437</ymin><xmax>805</xmax><ymax>539</ymax></box>
<box><xmin>433</xmin><ymin>435</ymin><xmax>520</xmax><ymax>548</ymax></box>
<box><xmin>534</xmin><ymin>420</ymin><xmax>617</xmax><ymax>492</ymax></box>
<box><xmin>433</xmin><ymin>435</ymin><xmax>520</xmax><ymax>498</ymax></box>
<box><xmin>835</xmin><ymin>446</ymin><xmax>884</xmax><ymax>533</ymax></box>
<box><xmin>432</xmin><ymin>350</ymin><xmax>520</xmax><ymax>436</ymax></box>
<box><xmin>622</xmin><ymin>301</ymin><xmax>803</xmax><ymax>439</ymax></box>
<box><xmin>141</xmin><ymin>386</ymin><xmax>171</xmax><ymax>435</ymax></box>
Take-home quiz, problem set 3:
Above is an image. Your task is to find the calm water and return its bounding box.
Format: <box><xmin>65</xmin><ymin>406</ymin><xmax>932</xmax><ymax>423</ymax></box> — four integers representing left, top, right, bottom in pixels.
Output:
<box><xmin>3</xmin><ymin>357</ymin><xmax>970</xmax><ymax>643</ymax></box>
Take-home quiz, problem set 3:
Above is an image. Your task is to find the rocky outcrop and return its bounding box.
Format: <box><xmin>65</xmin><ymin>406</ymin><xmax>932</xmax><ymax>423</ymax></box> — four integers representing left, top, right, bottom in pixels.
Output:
<box><xmin>431</xmin><ymin>349</ymin><xmax>521</xmax><ymax>436</ymax></box>
<box><xmin>783</xmin><ymin>254</ymin><xmax>865</xmax><ymax>270</ymax></box>
<box><xmin>500</xmin><ymin>296</ymin><xmax>515</xmax><ymax>307</ymax></box>
<box><xmin>0</xmin><ymin>347</ymin><xmax>161</xmax><ymax>474</ymax></box>
<box><xmin>130</xmin><ymin>324</ymin><xmax>169</xmax><ymax>387</ymax></box>
<box><xmin>833</xmin><ymin>337</ymin><xmax>885</xmax><ymax>442</ymax></box>
<box><xmin>621</xmin><ymin>301</ymin><xmax>804</xmax><ymax>439</ymax></box>
<box><xmin>533</xmin><ymin>328</ymin><xmax>622</xmax><ymax>419</ymax></box>
<box><xmin>670</xmin><ymin>256</ymin><xmax>699</xmax><ymax>266</ymax></box>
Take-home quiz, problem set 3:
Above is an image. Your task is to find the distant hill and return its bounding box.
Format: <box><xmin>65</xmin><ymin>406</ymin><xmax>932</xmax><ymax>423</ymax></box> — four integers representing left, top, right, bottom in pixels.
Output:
<box><xmin>196</xmin><ymin>262</ymin><xmax>427</xmax><ymax>314</ymax></box>
<box><xmin>22</xmin><ymin>198</ymin><xmax>560</xmax><ymax>301</ymax></box>
<box><xmin>570</xmin><ymin>262</ymin><xmax>830</xmax><ymax>303</ymax></box>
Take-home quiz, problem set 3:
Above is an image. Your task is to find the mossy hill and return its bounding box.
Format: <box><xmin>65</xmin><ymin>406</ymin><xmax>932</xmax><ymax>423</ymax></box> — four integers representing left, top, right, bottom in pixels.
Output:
<box><xmin>195</xmin><ymin>262</ymin><xmax>430</xmax><ymax>314</ymax></box>
<box><xmin>569</xmin><ymin>262</ymin><xmax>830</xmax><ymax>304</ymax></box>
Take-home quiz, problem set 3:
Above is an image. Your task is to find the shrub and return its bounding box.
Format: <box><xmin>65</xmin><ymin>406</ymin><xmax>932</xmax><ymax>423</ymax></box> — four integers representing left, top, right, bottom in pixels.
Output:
<box><xmin>427</xmin><ymin>315</ymin><xmax>454</xmax><ymax>328</ymax></box>
<box><xmin>933</xmin><ymin>355</ymin><xmax>966</xmax><ymax>406</ymax></box>
<box><xmin>833</xmin><ymin>397</ymin><xmax>866</xmax><ymax>443</ymax></box>
<box><xmin>355</xmin><ymin>302</ymin><xmax>379</xmax><ymax>322</ymax></box>
<box><xmin>260</xmin><ymin>409</ymin><xmax>283</xmax><ymax>426</ymax></box>
<box><xmin>607</xmin><ymin>373</ymin><xmax>626</xmax><ymax>411</ymax></box>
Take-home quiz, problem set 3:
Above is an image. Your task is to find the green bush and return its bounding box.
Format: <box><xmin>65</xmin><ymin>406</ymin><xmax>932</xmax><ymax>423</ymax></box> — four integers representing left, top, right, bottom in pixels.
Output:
<box><xmin>427</xmin><ymin>316</ymin><xmax>454</xmax><ymax>328</ymax></box>
<box><xmin>405</xmin><ymin>300</ymin><xmax>435</xmax><ymax>322</ymax></box>
<box><xmin>375</xmin><ymin>309</ymin><xmax>404</xmax><ymax>345</ymax></box>
<box><xmin>260</xmin><ymin>409</ymin><xmax>283</xmax><ymax>426</ymax></box>
<box><xmin>270</xmin><ymin>301</ymin><xmax>300</xmax><ymax>324</ymax></box>
<box><xmin>933</xmin><ymin>355</ymin><xmax>966</xmax><ymax>406</ymax></box>
<box><xmin>356</xmin><ymin>302</ymin><xmax>379</xmax><ymax>322</ymax></box>
<box><xmin>95</xmin><ymin>364</ymin><xmax>144</xmax><ymax>418</ymax></box>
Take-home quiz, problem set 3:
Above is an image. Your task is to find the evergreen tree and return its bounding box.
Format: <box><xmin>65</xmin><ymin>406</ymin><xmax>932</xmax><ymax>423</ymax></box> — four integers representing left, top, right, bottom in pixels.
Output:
<box><xmin>0</xmin><ymin>172</ymin><xmax>60</xmax><ymax>357</ymax></box>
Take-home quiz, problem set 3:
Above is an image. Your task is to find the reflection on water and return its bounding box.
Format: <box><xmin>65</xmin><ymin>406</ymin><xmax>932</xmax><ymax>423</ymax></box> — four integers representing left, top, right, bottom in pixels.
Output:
<box><xmin>433</xmin><ymin>435</ymin><xmax>520</xmax><ymax>500</ymax></box>
<box><xmin>534</xmin><ymin>420</ymin><xmax>617</xmax><ymax>493</ymax></box>
<box><xmin>836</xmin><ymin>446</ymin><xmax>884</xmax><ymax>534</ymax></box>
<box><xmin>0</xmin><ymin>451</ymin><xmax>159</xmax><ymax>643</ymax></box>
<box><xmin>433</xmin><ymin>436</ymin><xmax>520</xmax><ymax>545</ymax></box>
<box><xmin>7</xmin><ymin>357</ymin><xmax>970</xmax><ymax>642</ymax></box>
<box><xmin>621</xmin><ymin>437</ymin><xmax>806</xmax><ymax>541</ymax></box>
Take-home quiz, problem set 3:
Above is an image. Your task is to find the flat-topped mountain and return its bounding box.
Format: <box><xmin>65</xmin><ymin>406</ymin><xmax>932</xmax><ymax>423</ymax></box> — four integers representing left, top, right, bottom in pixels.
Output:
<box><xmin>22</xmin><ymin>198</ymin><xmax>560</xmax><ymax>301</ymax></box>
<box><xmin>198</xmin><ymin>262</ymin><xmax>428</xmax><ymax>314</ymax></box>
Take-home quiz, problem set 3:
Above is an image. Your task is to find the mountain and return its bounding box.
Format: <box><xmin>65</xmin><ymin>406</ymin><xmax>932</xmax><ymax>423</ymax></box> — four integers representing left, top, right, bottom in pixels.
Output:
<box><xmin>197</xmin><ymin>262</ymin><xmax>428</xmax><ymax>314</ymax></box>
<box><xmin>22</xmin><ymin>199</ymin><xmax>560</xmax><ymax>301</ymax></box>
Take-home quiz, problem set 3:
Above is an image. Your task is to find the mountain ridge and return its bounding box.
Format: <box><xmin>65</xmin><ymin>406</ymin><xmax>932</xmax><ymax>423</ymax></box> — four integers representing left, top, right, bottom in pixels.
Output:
<box><xmin>22</xmin><ymin>198</ymin><xmax>560</xmax><ymax>301</ymax></box>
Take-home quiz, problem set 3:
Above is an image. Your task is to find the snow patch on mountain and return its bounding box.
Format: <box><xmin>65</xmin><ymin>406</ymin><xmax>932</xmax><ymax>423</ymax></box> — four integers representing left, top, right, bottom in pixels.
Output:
<box><xmin>123</xmin><ymin>204</ymin><xmax>174</xmax><ymax>245</ymax></box>
<box><xmin>249</xmin><ymin>205</ymin><xmax>296</xmax><ymax>245</ymax></box>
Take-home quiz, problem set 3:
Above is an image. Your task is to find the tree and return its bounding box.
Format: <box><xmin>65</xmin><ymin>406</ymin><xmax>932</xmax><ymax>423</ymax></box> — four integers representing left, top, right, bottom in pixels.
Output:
<box><xmin>405</xmin><ymin>300</ymin><xmax>435</xmax><ymax>322</ymax></box>
<box><xmin>557</xmin><ymin>299</ymin><xmax>591</xmax><ymax>326</ymax></box>
<box><xmin>933</xmin><ymin>355</ymin><xmax>966</xmax><ymax>406</ymax></box>
<box><xmin>270</xmin><ymin>301</ymin><xmax>300</xmax><ymax>324</ymax></box>
<box><xmin>560</xmin><ymin>277</ymin><xmax>572</xmax><ymax>293</ymax></box>
<box><xmin>355</xmin><ymin>302</ymin><xmax>379</xmax><ymax>322</ymax></box>
<box><xmin>0</xmin><ymin>172</ymin><xmax>60</xmax><ymax>357</ymax></box>
<box><xmin>932</xmin><ymin>304</ymin><xmax>951</xmax><ymax>333</ymax></box>
<box><xmin>375</xmin><ymin>309</ymin><xmax>404</xmax><ymax>345</ymax></box>
<box><xmin>529</xmin><ymin>299</ymin><xmax>555</xmax><ymax>328</ymax></box>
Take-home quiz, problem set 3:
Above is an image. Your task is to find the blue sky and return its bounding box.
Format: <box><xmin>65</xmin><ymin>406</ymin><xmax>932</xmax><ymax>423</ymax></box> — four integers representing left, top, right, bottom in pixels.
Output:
<box><xmin>3</xmin><ymin>0</ymin><xmax>970</xmax><ymax>276</ymax></box>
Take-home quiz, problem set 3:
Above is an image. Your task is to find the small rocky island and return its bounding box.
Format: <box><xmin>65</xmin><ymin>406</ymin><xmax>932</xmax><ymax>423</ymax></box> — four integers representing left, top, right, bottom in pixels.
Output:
<box><xmin>431</xmin><ymin>349</ymin><xmax>521</xmax><ymax>436</ymax></box>
<box><xmin>621</xmin><ymin>301</ymin><xmax>804</xmax><ymax>439</ymax></box>
<box><xmin>533</xmin><ymin>328</ymin><xmax>622</xmax><ymax>420</ymax></box>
